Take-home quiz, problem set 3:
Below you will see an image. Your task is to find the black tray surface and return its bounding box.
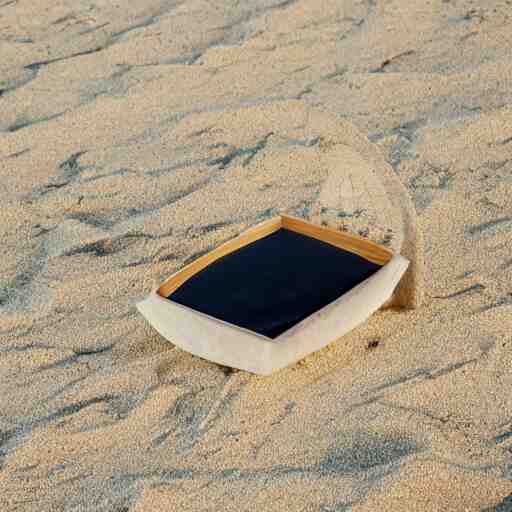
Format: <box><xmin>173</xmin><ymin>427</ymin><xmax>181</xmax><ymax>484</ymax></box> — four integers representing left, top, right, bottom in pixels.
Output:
<box><xmin>168</xmin><ymin>228</ymin><xmax>381</xmax><ymax>338</ymax></box>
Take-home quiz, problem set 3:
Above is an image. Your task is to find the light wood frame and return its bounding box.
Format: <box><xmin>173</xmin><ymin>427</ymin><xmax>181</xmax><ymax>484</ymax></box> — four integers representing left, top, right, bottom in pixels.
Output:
<box><xmin>158</xmin><ymin>215</ymin><xmax>393</xmax><ymax>297</ymax></box>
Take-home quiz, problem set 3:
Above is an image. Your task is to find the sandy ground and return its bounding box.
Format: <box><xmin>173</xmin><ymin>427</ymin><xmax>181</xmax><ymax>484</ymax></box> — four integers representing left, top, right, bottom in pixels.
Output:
<box><xmin>1</xmin><ymin>0</ymin><xmax>512</xmax><ymax>510</ymax></box>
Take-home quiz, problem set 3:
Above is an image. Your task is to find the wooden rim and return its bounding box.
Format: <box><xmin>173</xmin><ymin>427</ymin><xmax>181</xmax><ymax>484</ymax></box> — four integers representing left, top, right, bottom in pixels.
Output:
<box><xmin>280</xmin><ymin>215</ymin><xmax>392</xmax><ymax>265</ymax></box>
<box><xmin>158</xmin><ymin>215</ymin><xmax>393</xmax><ymax>298</ymax></box>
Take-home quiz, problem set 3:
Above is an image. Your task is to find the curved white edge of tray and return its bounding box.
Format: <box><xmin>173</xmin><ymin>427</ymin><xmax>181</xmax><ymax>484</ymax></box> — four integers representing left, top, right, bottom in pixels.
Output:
<box><xmin>136</xmin><ymin>254</ymin><xmax>409</xmax><ymax>376</ymax></box>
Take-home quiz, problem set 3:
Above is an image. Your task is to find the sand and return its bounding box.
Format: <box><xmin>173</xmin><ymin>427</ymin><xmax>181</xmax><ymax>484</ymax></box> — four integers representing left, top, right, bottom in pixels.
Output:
<box><xmin>1</xmin><ymin>0</ymin><xmax>511</xmax><ymax>510</ymax></box>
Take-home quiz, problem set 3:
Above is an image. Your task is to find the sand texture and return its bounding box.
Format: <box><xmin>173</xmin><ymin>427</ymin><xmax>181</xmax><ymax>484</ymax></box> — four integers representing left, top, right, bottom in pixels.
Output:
<box><xmin>1</xmin><ymin>0</ymin><xmax>512</xmax><ymax>510</ymax></box>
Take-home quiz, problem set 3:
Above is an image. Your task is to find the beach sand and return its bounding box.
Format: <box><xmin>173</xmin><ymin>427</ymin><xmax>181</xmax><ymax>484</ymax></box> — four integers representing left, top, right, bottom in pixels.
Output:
<box><xmin>1</xmin><ymin>0</ymin><xmax>511</xmax><ymax>510</ymax></box>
